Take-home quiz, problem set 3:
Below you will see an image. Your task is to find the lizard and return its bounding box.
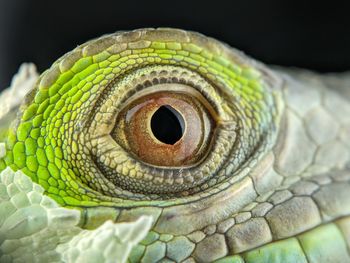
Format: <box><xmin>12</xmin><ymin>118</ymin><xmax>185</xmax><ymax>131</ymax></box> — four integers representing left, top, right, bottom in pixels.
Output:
<box><xmin>0</xmin><ymin>28</ymin><xmax>350</xmax><ymax>263</ymax></box>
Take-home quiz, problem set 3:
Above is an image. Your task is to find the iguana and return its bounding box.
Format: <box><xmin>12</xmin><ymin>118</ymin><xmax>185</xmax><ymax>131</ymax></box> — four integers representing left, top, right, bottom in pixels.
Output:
<box><xmin>0</xmin><ymin>28</ymin><xmax>350</xmax><ymax>263</ymax></box>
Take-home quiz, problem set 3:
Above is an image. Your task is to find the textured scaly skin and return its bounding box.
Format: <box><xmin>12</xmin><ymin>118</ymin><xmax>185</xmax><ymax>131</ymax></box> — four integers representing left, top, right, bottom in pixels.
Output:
<box><xmin>1</xmin><ymin>28</ymin><xmax>350</xmax><ymax>262</ymax></box>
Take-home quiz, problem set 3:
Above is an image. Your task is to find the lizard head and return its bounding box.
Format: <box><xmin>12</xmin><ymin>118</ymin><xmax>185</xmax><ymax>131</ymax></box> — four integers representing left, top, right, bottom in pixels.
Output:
<box><xmin>1</xmin><ymin>28</ymin><xmax>350</xmax><ymax>262</ymax></box>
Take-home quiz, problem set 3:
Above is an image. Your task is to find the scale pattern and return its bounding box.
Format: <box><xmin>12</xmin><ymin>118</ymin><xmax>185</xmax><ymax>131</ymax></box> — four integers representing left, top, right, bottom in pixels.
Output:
<box><xmin>0</xmin><ymin>28</ymin><xmax>350</xmax><ymax>262</ymax></box>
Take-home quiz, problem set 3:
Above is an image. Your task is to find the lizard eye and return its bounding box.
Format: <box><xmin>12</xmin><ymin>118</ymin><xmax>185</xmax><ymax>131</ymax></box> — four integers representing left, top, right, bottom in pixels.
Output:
<box><xmin>86</xmin><ymin>65</ymin><xmax>237</xmax><ymax>195</ymax></box>
<box><xmin>113</xmin><ymin>86</ymin><xmax>215</xmax><ymax>167</ymax></box>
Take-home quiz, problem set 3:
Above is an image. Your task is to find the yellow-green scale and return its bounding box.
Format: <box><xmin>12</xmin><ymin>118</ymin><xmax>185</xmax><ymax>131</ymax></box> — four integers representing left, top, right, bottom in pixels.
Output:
<box><xmin>1</xmin><ymin>39</ymin><xmax>270</xmax><ymax>207</ymax></box>
<box><xmin>212</xmin><ymin>221</ymin><xmax>350</xmax><ymax>263</ymax></box>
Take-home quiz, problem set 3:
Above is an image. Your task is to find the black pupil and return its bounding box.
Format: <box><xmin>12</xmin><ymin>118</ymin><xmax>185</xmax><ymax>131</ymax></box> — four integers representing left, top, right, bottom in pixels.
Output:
<box><xmin>151</xmin><ymin>105</ymin><xmax>185</xmax><ymax>145</ymax></box>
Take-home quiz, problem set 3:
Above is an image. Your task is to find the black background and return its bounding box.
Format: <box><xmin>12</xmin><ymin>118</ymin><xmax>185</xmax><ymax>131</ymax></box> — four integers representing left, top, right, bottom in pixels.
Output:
<box><xmin>0</xmin><ymin>0</ymin><xmax>349</xmax><ymax>90</ymax></box>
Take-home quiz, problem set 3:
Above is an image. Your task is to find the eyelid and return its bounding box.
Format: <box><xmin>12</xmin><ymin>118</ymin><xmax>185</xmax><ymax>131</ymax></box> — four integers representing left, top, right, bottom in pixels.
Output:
<box><xmin>83</xmin><ymin>65</ymin><xmax>238</xmax><ymax>197</ymax></box>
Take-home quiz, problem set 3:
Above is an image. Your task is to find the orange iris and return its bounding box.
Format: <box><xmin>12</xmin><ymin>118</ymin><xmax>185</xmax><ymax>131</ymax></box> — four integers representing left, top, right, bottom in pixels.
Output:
<box><xmin>113</xmin><ymin>88</ymin><xmax>215</xmax><ymax>167</ymax></box>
